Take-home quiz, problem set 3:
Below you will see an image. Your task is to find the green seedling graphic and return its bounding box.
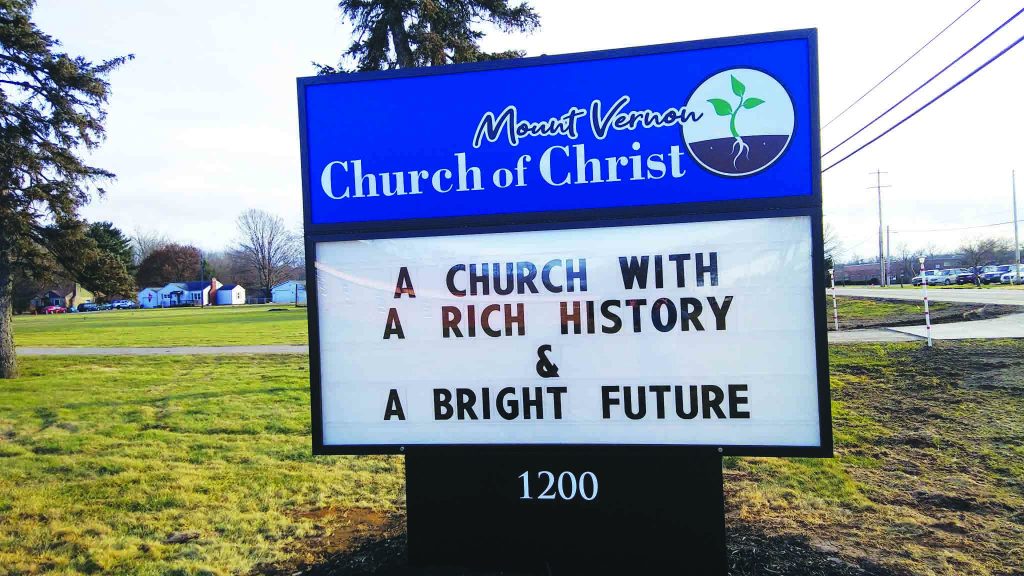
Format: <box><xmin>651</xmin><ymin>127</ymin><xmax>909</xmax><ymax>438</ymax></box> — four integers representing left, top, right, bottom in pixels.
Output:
<box><xmin>707</xmin><ymin>75</ymin><xmax>765</xmax><ymax>168</ymax></box>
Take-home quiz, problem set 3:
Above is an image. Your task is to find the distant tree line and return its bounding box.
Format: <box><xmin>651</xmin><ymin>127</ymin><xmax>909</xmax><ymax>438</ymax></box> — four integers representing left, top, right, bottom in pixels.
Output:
<box><xmin>835</xmin><ymin>236</ymin><xmax>1022</xmax><ymax>285</ymax></box>
<box><xmin>12</xmin><ymin>208</ymin><xmax>305</xmax><ymax>312</ymax></box>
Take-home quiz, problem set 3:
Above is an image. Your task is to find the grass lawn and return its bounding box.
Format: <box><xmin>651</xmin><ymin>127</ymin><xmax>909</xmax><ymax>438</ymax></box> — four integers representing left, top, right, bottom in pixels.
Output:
<box><xmin>826</xmin><ymin>296</ymin><xmax>956</xmax><ymax>330</ymax></box>
<box><xmin>0</xmin><ymin>343</ymin><xmax>1021</xmax><ymax>575</ymax></box>
<box><xmin>726</xmin><ymin>340</ymin><xmax>1024</xmax><ymax>576</ymax></box>
<box><xmin>0</xmin><ymin>355</ymin><xmax>402</xmax><ymax>576</ymax></box>
<box><xmin>12</xmin><ymin>305</ymin><xmax>308</xmax><ymax>348</ymax></box>
<box><xmin>831</xmin><ymin>296</ymin><xmax>949</xmax><ymax>321</ymax></box>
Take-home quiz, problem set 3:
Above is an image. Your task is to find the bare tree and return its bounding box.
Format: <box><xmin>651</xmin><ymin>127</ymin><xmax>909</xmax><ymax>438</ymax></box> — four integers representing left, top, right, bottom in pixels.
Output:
<box><xmin>960</xmin><ymin>238</ymin><xmax>1012</xmax><ymax>282</ymax></box>
<box><xmin>823</xmin><ymin>221</ymin><xmax>842</xmax><ymax>263</ymax></box>
<box><xmin>131</xmin><ymin>228</ymin><xmax>171</xmax><ymax>266</ymax></box>
<box><xmin>235</xmin><ymin>209</ymin><xmax>300</xmax><ymax>297</ymax></box>
<box><xmin>205</xmin><ymin>250</ymin><xmax>251</xmax><ymax>286</ymax></box>
<box><xmin>894</xmin><ymin>243</ymin><xmax>922</xmax><ymax>286</ymax></box>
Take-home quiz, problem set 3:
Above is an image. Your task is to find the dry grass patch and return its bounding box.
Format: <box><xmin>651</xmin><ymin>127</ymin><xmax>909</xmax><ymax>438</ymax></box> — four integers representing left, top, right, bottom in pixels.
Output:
<box><xmin>726</xmin><ymin>340</ymin><xmax>1024</xmax><ymax>576</ymax></box>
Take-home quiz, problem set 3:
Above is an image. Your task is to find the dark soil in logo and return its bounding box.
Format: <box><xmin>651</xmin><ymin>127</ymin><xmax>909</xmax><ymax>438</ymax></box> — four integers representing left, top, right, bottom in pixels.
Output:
<box><xmin>688</xmin><ymin>134</ymin><xmax>789</xmax><ymax>175</ymax></box>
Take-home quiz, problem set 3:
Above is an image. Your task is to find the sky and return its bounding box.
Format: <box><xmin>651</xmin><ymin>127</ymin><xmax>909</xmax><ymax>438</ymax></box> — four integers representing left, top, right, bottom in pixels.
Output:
<box><xmin>32</xmin><ymin>0</ymin><xmax>1024</xmax><ymax>262</ymax></box>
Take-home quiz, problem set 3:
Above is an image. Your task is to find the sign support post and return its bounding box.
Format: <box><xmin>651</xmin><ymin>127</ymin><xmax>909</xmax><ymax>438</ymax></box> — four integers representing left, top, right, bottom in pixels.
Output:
<box><xmin>297</xmin><ymin>29</ymin><xmax>831</xmax><ymax>573</ymax></box>
<box><xmin>406</xmin><ymin>447</ymin><xmax>726</xmax><ymax>573</ymax></box>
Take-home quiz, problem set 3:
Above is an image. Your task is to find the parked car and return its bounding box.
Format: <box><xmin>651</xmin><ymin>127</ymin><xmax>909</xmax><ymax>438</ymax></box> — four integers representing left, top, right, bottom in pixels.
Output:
<box><xmin>956</xmin><ymin>267</ymin><xmax>982</xmax><ymax>284</ymax></box>
<box><xmin>1000</xmin><ymin>267</ymin><xmax>1023</xmax><ymax>284</ymax></box>
<box><xmin>912</xmin><ymin>270</ymin><xmax>938</xmax><ymax>286</ymax></box>
<box><xmin>912</xmin><ymin>269</ymin><xmax>955</xmax><ymax>286</ymax></box>
<box><xmin>77</xmin><ymin>303</ymin><xmax>99</xmax><ymax>312</ymax></box>
<box><xmin>42</xmin><ymin>305</ymin><xmax>66</xmax><ymax>314</ymax></box>
<box><xmin>981</xmin><ymin>265</ymin><xmax>1013</xmax><ymax>284</ymax></box>
<box><xmin>98</xmin><ymin>303</ymin><xmax>113</xmax><ymax>311</ymax></box>
<box><xmin>111</xmin><ymin>300</ymin><xmax>136</xmax><ymax>309</ymax></box>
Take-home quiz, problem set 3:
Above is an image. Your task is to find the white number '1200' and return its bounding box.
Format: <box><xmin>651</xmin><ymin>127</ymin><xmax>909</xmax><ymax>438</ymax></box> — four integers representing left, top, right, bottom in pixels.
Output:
<box><xmin>518</xmin><ymin>470</ymin><xmax>598</xmax><ymax>501</ymax></box>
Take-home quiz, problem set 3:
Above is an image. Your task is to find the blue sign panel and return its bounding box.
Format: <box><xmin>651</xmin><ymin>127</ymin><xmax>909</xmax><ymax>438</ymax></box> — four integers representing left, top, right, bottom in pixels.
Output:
<box><xmin>298</xmin><ymin>31</ymin><xmax>818</xmax><ymax>226</ymax></box>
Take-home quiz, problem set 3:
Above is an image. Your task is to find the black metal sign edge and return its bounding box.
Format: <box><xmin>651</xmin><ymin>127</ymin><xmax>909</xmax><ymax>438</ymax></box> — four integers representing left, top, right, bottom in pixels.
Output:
<box><xmin>299</xmin><ymin>29</ymin><xmax>829</xmax><ymax>459</ymax></box>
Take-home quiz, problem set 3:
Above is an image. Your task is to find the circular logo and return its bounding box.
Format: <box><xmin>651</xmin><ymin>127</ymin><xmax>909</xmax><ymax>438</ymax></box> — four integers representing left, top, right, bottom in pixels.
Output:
<box><xmin>682</xmin><ymin>68</ymin><xmax>795</xmax><ymax>177</ymax></box>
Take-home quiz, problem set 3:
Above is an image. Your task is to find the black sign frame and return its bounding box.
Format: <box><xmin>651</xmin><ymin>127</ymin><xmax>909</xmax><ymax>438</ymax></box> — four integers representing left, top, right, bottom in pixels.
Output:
<box><xmin>298</xmin><ymin>28</ymin><xmax>831</xmax><ymax>458</ymax></box>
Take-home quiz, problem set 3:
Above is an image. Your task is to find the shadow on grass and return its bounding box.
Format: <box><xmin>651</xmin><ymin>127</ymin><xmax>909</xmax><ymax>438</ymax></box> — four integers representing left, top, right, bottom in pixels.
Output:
<box><xmin>266</xmin><ymin>525</ymin><xmax>909</xmax><ymax>576</ymax></box>
<box><xmin>62</xmin><ymin>386</ymin><xmax>299</xmax><ymax>410</ymax></box>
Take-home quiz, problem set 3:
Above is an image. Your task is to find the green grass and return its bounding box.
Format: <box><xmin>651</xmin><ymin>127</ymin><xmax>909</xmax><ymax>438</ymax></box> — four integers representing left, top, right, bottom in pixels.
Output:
<box><xmin>12</xmin><ymin>305</ymin><xmax>308</xmax><ymax>348</ymax></box>
<box><xmin>0</xmin><ymin>355</ymin><xmax>402</xmax><ymax>575</ymax></box>
<box><xmin>828</xmin><ymin>296</ymin><xmax>950</xmax><ymax>326</ymax></box>
<box><xmin>1</xmin><ymin>343</ymin><xmax>1022</xmax><ymax>575</ymax></box>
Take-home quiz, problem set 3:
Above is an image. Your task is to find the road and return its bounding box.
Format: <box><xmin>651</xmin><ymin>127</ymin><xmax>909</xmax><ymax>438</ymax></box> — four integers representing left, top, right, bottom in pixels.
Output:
<box><xmin>886</xmin><ymin>312</ymin><xmax>1024</xmax><ymax>340</ymax></box>
<box><xmin>827</xmin><ymin>329</ymin><xmax>921</xmax><ymax>343</ymax></box>
<box><xmin>833</xmin><ymin>286</ymin><xmax>1024</xmax><ymax>306</ymax></box>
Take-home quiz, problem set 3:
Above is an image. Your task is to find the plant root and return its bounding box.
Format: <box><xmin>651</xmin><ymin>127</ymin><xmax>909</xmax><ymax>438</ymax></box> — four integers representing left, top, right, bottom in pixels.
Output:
<box><xmin>731</xmin><ymin>136</ymin><xmax>750</xmax><ymax>169</ymax></box>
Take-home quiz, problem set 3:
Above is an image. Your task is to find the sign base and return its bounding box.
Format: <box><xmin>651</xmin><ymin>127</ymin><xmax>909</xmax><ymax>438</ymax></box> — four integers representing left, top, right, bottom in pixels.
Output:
<box><xmin>406</xmin><ymin>447</ymin><xmax>726</xmax><ymax>574</ymax></box>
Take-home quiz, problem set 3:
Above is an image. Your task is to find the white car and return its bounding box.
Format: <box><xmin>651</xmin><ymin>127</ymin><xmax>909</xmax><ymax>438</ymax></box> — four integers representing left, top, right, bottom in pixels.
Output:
<box><xmin>927</xmin><ymin>269</ymin><xmax>958</xmax><ymax>285</ymax></box>
<box><xmin>1000</xmin><ymin>268</ymin><xmax>1023</xmax><ymax>284</ymax></box>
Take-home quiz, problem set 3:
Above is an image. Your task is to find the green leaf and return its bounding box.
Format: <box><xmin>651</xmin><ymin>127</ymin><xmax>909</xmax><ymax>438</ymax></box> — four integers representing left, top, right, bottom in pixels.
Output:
<box><xmin>742</xmin><ymin>97</ymin><xmax>765</xmax><ymax>109</ymax></box>
<box><xmin>731</xmin><ymin>75</ymin><xmax>745</xmax><ymax>98</ymax></box>
<box><xmin>707</xmin><ymin>98</ymin><xmax>733</xmax><ymax>116</ymax></box>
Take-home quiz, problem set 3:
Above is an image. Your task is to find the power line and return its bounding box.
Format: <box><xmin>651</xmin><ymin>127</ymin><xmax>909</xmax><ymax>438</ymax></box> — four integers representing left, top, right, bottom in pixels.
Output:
<box><xmin>822</xmin><ymin>32</ymin><xmax>1024</xmax><ymax>173</ymax></box>
<box><xmin>823</xmin><ymin>6</ymin><xmax>1024</xmax><ymax>158</ymax></box>
<box><xmin>891</xmin><ymin>221</ymin><xmax>1014</xmax><ymax>233</ymax></box>
<box><xmin>821</xmin><ymin>0</ymin><xmax>982</xmax><ymax>129</ymax></box>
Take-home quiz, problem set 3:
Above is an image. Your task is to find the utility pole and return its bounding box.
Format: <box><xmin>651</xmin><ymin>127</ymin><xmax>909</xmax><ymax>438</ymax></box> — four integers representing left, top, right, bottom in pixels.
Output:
<box><xmin>886</xmin><ymin>225</ymin><xmax>892</xmax><ymax>286</ymax></box>
<box><xmin>1014</xmin><ymin>170</ymin><xmax>1020</xmax><ymax>285</ymax></box>
<box><xmin>869</xmin><ymin>170</ymin><xmax>891</xmax><ymax>286</ymax></box>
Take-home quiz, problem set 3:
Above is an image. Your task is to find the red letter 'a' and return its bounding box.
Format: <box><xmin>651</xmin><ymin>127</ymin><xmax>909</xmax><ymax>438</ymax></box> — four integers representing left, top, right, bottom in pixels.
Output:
<box><xmin>384</xmin><ymin>307</ymin><xmax>405</xmax><ymax>339</ymax></box>
<box><xmin>394</xmin><ymin>267</ymin><xmax>416</xmax><ymax>298</ymax></box>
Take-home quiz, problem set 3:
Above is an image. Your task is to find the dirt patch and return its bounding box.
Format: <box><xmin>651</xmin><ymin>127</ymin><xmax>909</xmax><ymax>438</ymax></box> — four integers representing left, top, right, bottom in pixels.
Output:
<box><xmin>729</xmin><ymin>526</ymin><xmax>913</xmax><ymax>576</ymax></box>
<box><xmin>827</xmin><ymin>297</ymin><xmax>1020</xmax><ymax>331</ymax></box>
<box><xmin>257</xmin><ymin>520</ymin><xmax>893</xmax><ymax>576</ymax></box>
<box><xmin>253</xmin><ymin>508</ymin><xmax>403</xmax><ymax>576</ymax></box>
<box><xmin>894</xmin><ymin>342</ymin><xmax>1024</xmax><ymax>393</ymax></box>
<box><xmin>912</xmin><ymin>491</ymin><xmax>980</xmax><ymax>512</ymax></box>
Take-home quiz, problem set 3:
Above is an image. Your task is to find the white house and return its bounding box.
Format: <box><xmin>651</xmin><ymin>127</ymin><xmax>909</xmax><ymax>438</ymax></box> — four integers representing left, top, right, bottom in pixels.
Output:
<box><xmin>157</xmin><ymin>283</ymin><xmax>187</xmax><ymax>307</ymax></box>
<box><xmin>158</xmin><ymin>279</ymin><xmax>222</xmax><ymax>307</ymax></box>
<box><xmin>137</xmin><ymin>287</ymin><xmax>162</xmax><ymax>309</ymax></box>
<box><xmin>216</xmin><ymin>284</ymin><xmax>245</xmax><ymax>305</ymax></box>
<box><xmin>271</xmin><ymin>280</ymin><xmax>306</xmax><ymax>304</ymax></box>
